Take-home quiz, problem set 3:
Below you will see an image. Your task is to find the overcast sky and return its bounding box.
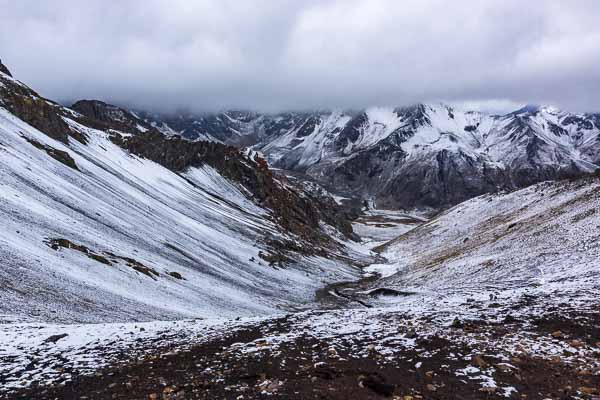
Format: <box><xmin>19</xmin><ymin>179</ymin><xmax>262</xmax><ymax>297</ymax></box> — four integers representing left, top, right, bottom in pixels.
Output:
<box><xmin>1</xmin><ymin>0</ymin><xmax>600</xmax><ymax>113</ymax></box>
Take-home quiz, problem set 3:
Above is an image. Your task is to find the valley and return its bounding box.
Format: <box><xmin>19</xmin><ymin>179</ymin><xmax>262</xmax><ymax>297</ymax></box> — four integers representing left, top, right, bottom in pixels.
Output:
<box><xmin>3</xmin><ymin>179</ymin><xmax>600</xmax><ymax>399</ymax></box>
<box><xmin>1</xmin><ymin>58</ymin><xmax>599</xmax><ymax>399</ymax></box>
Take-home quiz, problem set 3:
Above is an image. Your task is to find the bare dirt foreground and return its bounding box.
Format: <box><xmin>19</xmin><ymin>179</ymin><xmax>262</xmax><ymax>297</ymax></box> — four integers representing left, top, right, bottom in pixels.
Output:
<box><xmin>7</xmin><ymin>300</ymin><xmax>600</xmax><ymax>400</ymax></box>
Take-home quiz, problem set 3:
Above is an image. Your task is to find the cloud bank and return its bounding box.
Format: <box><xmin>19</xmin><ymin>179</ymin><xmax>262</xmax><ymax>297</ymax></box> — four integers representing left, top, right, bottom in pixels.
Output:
<box><xmin>1</xmin><ymin>0</ymin><xmax>599</xmax><ymax>113</ymax></box>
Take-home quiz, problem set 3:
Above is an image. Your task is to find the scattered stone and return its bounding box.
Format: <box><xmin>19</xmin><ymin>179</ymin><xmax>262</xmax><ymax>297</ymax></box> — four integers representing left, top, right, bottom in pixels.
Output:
<box><xmin>426</xmin><ymin>384</ymin><xmax>437</xmax><ymax>392</ymax></box>
<box><xmin>359</xmin><ymin>374</ymin><xmax>395</xmax><ymax>396</ymax></box>
<box><xmin>551</xmin><ymin>330</ymin><xmax>563</xmax><ymax>338</ymax></box>
<box><xmin>450</xmin><ymin>318</ymin><xmax>463</xmax><ymax>328</ymax></box>
<box><xmin>471</xmin><ymin>355</ymin><xmax>488</xmax><ymax>368</ymax></box>
<box><xmin>405</xmin><ymin>330</ymin><xmax>418</xmax><ymax>339</ymax></box>
<box><xmin>327</xmin><ymin>346</ymin><xmax>339</xmax><ymax>358</ymax></box>
<box><xmin>43</xmin><ymin>333</ymin><xmax>68</xmax><ymax>344</ymax></box>
<box><xmin>579</xmin><ymin>386</ymin><xmax>598</xmax><ymax>395</ymax></box>
<box><xmin>570</xmin><ymin>340</ymin><xmax>584</xmax><ymax>348</ymax></box>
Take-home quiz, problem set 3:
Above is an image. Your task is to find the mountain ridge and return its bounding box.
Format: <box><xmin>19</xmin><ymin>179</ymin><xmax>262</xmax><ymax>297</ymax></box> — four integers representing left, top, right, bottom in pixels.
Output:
<box><xmin>127</xmin><ymin>103</ymin><xmax>600</xmax><ymax>210</ymax></box>
<box><xmin>0</xmin><ymin>60</ymin><xmax>365</xmax><ymax>323</ymax></box>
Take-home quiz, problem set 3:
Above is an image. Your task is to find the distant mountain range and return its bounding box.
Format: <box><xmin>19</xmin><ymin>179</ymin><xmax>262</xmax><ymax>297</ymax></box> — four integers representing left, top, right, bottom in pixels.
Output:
<box><xmin>136</xmin><ymin>104</ymin><xmax>600</xmax><ymax>210</ymax></box>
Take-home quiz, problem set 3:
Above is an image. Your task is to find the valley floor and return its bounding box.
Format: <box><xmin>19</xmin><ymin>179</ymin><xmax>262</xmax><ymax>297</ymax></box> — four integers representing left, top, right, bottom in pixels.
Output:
<box><xmin>3</xmin><ymin>288</ymin><xmax>600</xmax><ymax>399</ymax></box>
<box><xmin>2</xmin><ymin>205</ymin><xmax>600</xmax><ymax>399</ymax></box>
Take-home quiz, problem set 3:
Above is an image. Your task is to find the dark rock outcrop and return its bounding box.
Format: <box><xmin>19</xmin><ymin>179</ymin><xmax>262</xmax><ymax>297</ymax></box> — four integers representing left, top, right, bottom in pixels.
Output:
<box><xmin>110</xmin><ymin>131</ymin><xmax>355</xmax><ymax>244</ymax></box>
<box><xmin>0</xmin><ymin>64</ymin><xmax>86</xmax><ymax>144</ymax></box>
<box><xmin>71</xmin><ymin>100</ymin><xmax>152</xmax><ymax>135</ymax></box>
<box><xmin>0</xmin><ymin>59</ymin><xmax>12</xmax><ymax>77</ymax></box>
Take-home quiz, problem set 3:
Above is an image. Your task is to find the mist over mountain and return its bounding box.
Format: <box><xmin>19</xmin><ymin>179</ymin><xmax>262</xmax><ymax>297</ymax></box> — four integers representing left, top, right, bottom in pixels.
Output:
<box><xmin>2</xmin><ymin>1</ymin><xmax>600</xmax><ymax>112</ymax></box>
<box><xmin>2</xmin><ymin>2</ymin><xmax>600</xmax><ymax>398</ymax></box>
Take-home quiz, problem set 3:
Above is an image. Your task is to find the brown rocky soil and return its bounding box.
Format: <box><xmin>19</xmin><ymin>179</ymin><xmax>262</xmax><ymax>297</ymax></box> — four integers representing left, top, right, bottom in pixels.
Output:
<box><xmin>10</xmin><ymin>310</ymin><xmax>600</xmax><ymax>400</ymax></box>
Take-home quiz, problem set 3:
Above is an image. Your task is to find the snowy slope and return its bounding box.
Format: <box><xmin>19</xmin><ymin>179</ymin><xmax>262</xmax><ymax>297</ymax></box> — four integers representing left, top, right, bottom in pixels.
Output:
<box><xmin>0</xmin><ymin>103</ymin><xmax>363</xmax><ymax>323</ymax></box>
<box><xmin>370</xmin><ymin>174</ymin><xmax>600</xmax><ymax>302</ymax></box>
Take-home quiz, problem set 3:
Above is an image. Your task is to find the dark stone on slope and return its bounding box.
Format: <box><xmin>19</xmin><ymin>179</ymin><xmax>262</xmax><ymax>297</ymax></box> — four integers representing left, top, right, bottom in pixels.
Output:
<box><xmin>359</xmin><ymin>374</ymin><xmax>396</xmax><ymax>396</ymax></box>
<box><xmin>24</xmin><ymin>137</ymin><xmax>80</xmax><ymax>170</ymax></box>
<box><xmin>334</xmin><ymin>112</ymin><xmax>368</xmax><ymax>152</ymax></box>
<box><xmin>295</xmin><ymin>115</ymin><xmax>320</xmax><ymax>138</ymax></box>
<box><xmin>71</xmin><ymin>100</ymin><xmax>153</xmax><ymax>135</ymax></box>
<box><xmin>43</xmin><ymin>333</ymin><xmax>68</xmax><ymax>344</ymax></box>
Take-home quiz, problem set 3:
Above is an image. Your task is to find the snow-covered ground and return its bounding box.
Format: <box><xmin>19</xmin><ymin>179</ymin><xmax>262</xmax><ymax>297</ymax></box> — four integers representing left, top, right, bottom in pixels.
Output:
<box><xmin>3</xmin><ymin>282</ymin><xmax>599</xmax><ymax>395</ymax></box>
<box><xmin>0</xmin><ymin>316</ymin><xmax>269</xmax><ymax>391</ymax></box>
<box><xmin>2</xmin><ymin>176</ymin><xmax>600</xmax><ymax>397</ymax></box>
<box><xmin>0</xmin><ymin>106</ymin><xmax>360</xmax><ymax>324</ymax></box>
<box><xmin>371</xmin><ymin>176</ymin><xmax>600</xmax><ymax>301</ymax></box>
<box><xmin>352</xmin><ymin>208</ymin><xmax>427</xmax><ymax>250</ymax></box>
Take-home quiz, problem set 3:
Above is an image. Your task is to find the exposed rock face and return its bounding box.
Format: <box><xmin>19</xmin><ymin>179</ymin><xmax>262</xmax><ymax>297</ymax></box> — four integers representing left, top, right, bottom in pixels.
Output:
<box><xmin>71</xmin><ymin>97</ymin><xmax>356</xmax><ymax>243</ymax></box>
<box><xmin>0</xmin><ymin>59</ymin><xmax>12</xmax><ymax>77</ymax></box>
<box><xmin>110</xmin><ymin>131</ymin><xmax>355</xmax><ymax>243</ymax></box>
<box><xmin>141</xmin><ymin>104</ymin><xmax>600</xmax><ymax>210</ymax></box>
<box><xmin>71</xmin><ymin>100</ymin><xmax>153</xmax><ymax>135</ymax></box>
<box><xmin>0</xmin><ymin>64</ymin><xmax>86</xmax><ymax>144</ymax></box>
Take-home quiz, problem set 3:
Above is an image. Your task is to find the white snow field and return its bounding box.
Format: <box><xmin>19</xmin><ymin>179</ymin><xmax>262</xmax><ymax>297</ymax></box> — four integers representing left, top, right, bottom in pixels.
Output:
<box><xmin>0</xmin><ymin>106</ymin><xmax>361</xmax><ymax>324</ymax></box>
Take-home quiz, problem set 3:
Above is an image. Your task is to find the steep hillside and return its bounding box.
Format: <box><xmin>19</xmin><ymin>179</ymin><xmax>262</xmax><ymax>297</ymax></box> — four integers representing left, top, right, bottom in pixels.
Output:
<box><xmin>0</xmin><ymin>62</ymin><xmax>365</xmax><ymax>324</ymax></box>
<box><xmin>142</xmin><ymin>104</ymin><xmax>600</xmax><ymax>210</ymax></box>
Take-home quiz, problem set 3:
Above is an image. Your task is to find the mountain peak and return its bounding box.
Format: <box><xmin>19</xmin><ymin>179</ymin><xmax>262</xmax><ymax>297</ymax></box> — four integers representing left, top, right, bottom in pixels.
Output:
<box><xmin>539</xmin><ymin>105</ymin><xmax>561</xmax><ymax>114</ymax></box>
<box><xmin>508</xmin><ymin>104</ymin><xmax>562</xmax><ymax>116</ymax></box>
<box><xmin>0</xmin><ymin>58</ymin><xmax>12</xmax><ymax>77</ymax></box>
<box><xmin>510</xmin><ymin>104</ymin><xmax>541</xmax><ymax>115</ymax></box>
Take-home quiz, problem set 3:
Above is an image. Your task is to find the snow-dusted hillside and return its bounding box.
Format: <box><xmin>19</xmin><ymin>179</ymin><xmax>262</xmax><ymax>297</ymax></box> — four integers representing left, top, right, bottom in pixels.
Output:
<box><xmin>144</xmin><ymin>104</ymin><xmax>600</xmax><ymax>210</ymax></box>
<box><xmin>368</xmin><ymin>173</ymin><xmax>600</xmax><ymax>305</ymax></box>
<box><xmin>0</xmin><ymin>63</ymin><xmax>364</xmax><ymax>324</ymax></box>
<box><xmin>5</xmin><ymin>175</ymin><xmax>600</xmax><ymax>397</ymax></box>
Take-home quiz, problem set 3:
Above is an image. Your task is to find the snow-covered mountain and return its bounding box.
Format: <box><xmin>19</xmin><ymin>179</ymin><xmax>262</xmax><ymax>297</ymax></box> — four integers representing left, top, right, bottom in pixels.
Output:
<box><xmin>0</xmin><ymin>60</ymin><xmax>364</xmax><ymax>323</ymax></box>
<box><xmin>143</xmin><ymin>104</ymin><xmax>600</xmax><ymax>210</ymax></box>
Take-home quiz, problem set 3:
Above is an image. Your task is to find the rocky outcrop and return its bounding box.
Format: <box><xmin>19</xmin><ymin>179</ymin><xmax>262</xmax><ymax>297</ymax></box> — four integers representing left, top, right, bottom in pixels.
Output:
<box><xmin>110</xmin><ymin>131</ymin><xmax>356</xmax><ymax>244</ymax></box>
<box><xmin>0</xmin><ymin>59</ymin><xmax>12</xmax><ymax>77</ymax></box>
<box><xmin>0</xmin><ymin>64</ymin><xmax>86</xmax><ymax>144</ymax></box>
<box><xmin>71</xmin><ymin>100</ymin><xmax>152</xmax><ymax>135</ymax></box>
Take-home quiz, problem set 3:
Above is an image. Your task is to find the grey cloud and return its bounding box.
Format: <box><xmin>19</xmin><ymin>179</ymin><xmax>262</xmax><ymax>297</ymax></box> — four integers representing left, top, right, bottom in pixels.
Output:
<box><xmin>1</xmin><ymin>0</ymin><xmax>599</xmax><ymax>113</ymax></box>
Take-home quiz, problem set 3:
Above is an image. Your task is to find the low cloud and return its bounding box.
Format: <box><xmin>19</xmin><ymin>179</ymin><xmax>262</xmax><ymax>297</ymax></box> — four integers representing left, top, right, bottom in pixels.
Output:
<box><xmin>1</xmin><ymin>0</ymin><xmax>599</xmax><ymax>113</ymax></box>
